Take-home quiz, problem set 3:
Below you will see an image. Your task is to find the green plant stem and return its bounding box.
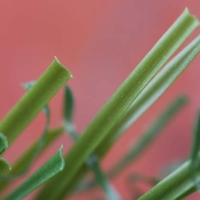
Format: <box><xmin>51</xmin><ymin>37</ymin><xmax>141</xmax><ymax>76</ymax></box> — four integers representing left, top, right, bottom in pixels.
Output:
<box><xmin>62</xmin><ymin>33</ymin><xmax>200</xmax><ymax>198</ymax></box>
<box><xmin>0</xmin><ymin>57</ymin><xmax>72</xmax><ymax>144</ymax></box>
<box><xmin>87</xmin><ymin>155</ymin><xmax>121</xmax><ymax>200</ymax></box>
<box><xmin>77</xmin><ymin>96</ymin><xmax>187</xmax><ymax>191</ymax></box>
<box><xmin>36</xmin><ymin>9</ymin><xmax>200</xmax><ymax>200</ymax></box>
<box><xmin>93</xmin><ymin>9</ymin><xmax>199</xmax><ymax>160</ymax></box>
<box><xmin>77</xmin><ymin>32</ymin><xmax>200</xmax><ymax>192</ymax></box>
<box><xmin>95</xmin><ymin>34</ymin><xmax>200</xmax><ymax>160</ymax></box>
<box><xmin>68</xmin><ymin>34</ymin><xmax>200</xmax><ymax>196</ymax></box>
<box><xmin>0</xmin><ymin>127</ymin><xmax>64</xmax><ymax>192</ymax></box>
<box><xmin>3</xmin><ymin>146</ymin><xmax>65</xmax><ymax>200</ymax></box>
<box><xmin>138</xmin><ymin>153</ymin><xmax>200</xmax><ymax>200</ymax></box>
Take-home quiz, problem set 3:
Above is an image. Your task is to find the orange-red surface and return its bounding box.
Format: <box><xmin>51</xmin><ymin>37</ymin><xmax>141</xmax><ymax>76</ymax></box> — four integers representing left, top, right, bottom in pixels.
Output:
<box><xmin>0</xmin><ymin>0</ymin><xmax>200</xmax><ymax>199</ymax></box>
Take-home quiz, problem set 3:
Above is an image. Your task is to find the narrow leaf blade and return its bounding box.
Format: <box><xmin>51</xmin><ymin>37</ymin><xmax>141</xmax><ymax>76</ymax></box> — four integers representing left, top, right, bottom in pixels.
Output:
<box><xmin>64</xmin><ymin>85</ymin><xmax>74</xmax><ymax>123</ymax></box>
<box><xmin>0</xmin><ymin>127</ymin><xmax>64</xmax><ymax>192</ymax></box>
<box><xmin>63</xmin><ymin>85</ymin><xmax>78</xmax><ymax>140</ymax></box>
<box><xmin>4</xmin><ymin>146</ymin><xmax>65</xmax><ymax>200</ymax></box>
<box><xmin>87</xmin><ymin>155</ymin><xmax>120</xmax><ymax>200</ymax></box>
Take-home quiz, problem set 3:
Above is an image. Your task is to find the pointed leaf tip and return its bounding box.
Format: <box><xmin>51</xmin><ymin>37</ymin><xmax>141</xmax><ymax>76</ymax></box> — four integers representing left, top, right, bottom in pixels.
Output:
<box><xmin>0</xmin><ymin>158</ymin><xmax>11</xmax><ymax>175</ymax></box>
<box><xmin>58</xmin><ymin>145</ymin><xmax>65</xmax><ymax>171</ymax></box>
<box><xmin>0</xmin><ymin>133</ymin><xmax>8</xmax><ymax>154</ymax></box>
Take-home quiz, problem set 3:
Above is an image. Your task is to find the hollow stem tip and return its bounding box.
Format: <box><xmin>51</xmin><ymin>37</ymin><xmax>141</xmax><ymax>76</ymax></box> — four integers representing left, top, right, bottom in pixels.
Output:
<box><xmin>0</xmin><ymin>57</ymin><xmax>72</xmax><ymax>144</ymax></box>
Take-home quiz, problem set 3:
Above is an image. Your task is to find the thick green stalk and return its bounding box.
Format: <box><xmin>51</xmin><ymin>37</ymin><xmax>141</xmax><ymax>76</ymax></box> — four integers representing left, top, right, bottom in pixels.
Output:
<box><xmin>138</xmin><ymin>153</ymin><xmax>200</xmax><ymax>200</ymax></box>
<box><xmin>0</xmin><ymin>127</ymin><xmax>64</xmax><ymax>192</ymax></box>
<box><xmin>66</xmin><ymin>34</ymin><xmax>200</xmax><ymax>197</ymax></box>
<box><xmin>74</xmin><ymin>33</ymin><xmax>200</xmax><ymax>194</ymax></box>
<box><xmin>0</xmin><ymin>57</ymin><xmax>72</xmax><ymax>143</ymax></box>
<box><xmin>46</xmin><ymin>34</ymin><xmax>200</xmax><ymax>199</ymax></box>
<box><xmin>95</xmin><ymin>34</ymin><xmax>200</xmax><ymax>159</ymax></box>
<box><xmin>77</xmin><ymin>96</ymin><xmax>187</xmax><ymax>191</ymax></box>
<box><xmin>94</xmin><ymin>9</ymin><xmax>200</xmax><ymax>159</ymax></box>
<box><xmin>82</xmin><ymin>35</ymin><xmax>200</xmax><ymax>192</ymax></box>
<box><xmin>36</xmin><ymin>9</ymin><xmax>200</xmax><ymax>200</ymax></box>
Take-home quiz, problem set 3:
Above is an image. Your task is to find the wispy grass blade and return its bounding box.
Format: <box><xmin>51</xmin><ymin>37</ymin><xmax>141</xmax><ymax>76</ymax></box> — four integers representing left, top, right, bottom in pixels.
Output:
<box><xmin>63</xmin><ymin>85</ymin><xmax>120</xmax><ymax>199</ymax></box>
<box><xmin>190</xmin><ymin>110</ymin><xmax>200</xmax><ymax>190</ymax></box>
<box><xmin>63</xmin><ymin>85</ymin><xmax>78</xmax><ymax>140</ymax></box>
<box><xmin>87</xmin><ymin>155</ymin><xmax>121</xmax><ymax>200</ymax></box>
<box><xmin>138</xmin><ymin>152</ymin><xmax>200</xmax><ymax>200</ymax></box>
<box><xmin>36</xmin><ymin>9</ymin><xmax>200</xmax><ymax>199</ymax></box>
<box><xmin>0</xmin><ymin>57</ymin><xmax>72</xmax><ymax>144</ymax></box>
<box><xmin>3</xmin><ymin>146</ymin><xmax>65</xmax><ymax>200</ymax></box>
<box><xmin>0</xmin><ymin>158</ymin><xmax>11</xmax><ymax>175</ymax></box>
<box><xmin>64</xmin><ymin>85</ymin><xmax>74</xmax><ymax>123</ymax></box>
<box><xmin>108</xmin><ymin>96</ymin><xmax>188</xmax><ymax>178</ymax></box>
<box><xmin>0</xmin><ymin>133</ymin><xmax>8</xmax><ymax>154</ymax></box>
<box><xmin>0</xmin><ymin>127</ymin><xmax>64</xmax><ymax>192</ymax></box>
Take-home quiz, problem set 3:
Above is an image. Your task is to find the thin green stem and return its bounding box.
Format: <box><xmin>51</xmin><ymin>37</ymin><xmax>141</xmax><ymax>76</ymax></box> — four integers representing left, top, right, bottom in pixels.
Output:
<box><xmin>87</xmin><ymin>155</ymin><xmax>121</xmax><ymax>200</ymax></box>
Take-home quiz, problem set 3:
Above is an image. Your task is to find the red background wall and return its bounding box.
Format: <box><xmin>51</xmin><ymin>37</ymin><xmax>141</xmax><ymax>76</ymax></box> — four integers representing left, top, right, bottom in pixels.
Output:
<box><xmin>0</xmin><ymin>0</ymin><xmax>200</xmax><ymax>199</ymax></box>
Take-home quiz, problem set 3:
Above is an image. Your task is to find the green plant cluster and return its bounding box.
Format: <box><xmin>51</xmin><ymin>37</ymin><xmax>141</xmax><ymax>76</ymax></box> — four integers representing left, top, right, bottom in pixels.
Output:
<box><xmin>0</xmin><ymin>8</ymin><xmax>200</xmax><ymax>200</ymax></box>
